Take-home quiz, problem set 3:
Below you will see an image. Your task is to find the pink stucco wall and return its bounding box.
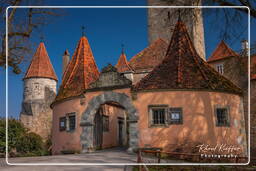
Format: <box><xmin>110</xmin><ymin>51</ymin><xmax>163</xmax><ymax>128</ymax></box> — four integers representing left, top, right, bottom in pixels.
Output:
<box><xmin>101</xmin><ymin>104</ymin><xmax>126</xmax><ymax>148</ymax></box>
<box><xmin>52</xmin><ymin>88</ymin><xmax>247</xmax><ymax>156</ymax></box>
<box><xmin>52</xmin><ymin>88</ymin><xmax>130</xmax><ymax>154</ymax></box>
<box><xmin>52</xmin><ymin>98</ymin><xmax>85</xmax><ymax>154</ymax></box>
<box><xmin>134</xmin><ymin>90</ymin><xmax>247</xmax><ymax>155</ymax></box>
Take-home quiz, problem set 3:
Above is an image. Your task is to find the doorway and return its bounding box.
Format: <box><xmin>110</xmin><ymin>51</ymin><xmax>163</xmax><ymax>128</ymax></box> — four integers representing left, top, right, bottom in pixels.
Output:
<box><xmin>93</xmin><ymin>109</ymin><xmax>103</xmax><ymax>149</ymax></box>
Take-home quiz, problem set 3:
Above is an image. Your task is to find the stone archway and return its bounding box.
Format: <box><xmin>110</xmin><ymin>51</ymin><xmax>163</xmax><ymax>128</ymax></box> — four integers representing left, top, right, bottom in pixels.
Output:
<box><xmin>80</xmin><ymin>91</ymin><xmax>139</xmax><ymax>153</ymax></box>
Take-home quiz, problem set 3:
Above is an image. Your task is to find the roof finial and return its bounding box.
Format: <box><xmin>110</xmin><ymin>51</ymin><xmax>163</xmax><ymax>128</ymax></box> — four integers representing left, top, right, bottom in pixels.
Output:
<box><xmin>121</xmin><ymin>44</ymin><xmax>124</xmax><ymax>54</ymax></box>
<box><xmin>40</xmin><ymin>34</ymin><xmax>44</xmax><ymax>42</ymax></box>
<box><xmin>81</xmin><ymin>26</ymin><xmax>85</xmax><ymax>36</ymax></box>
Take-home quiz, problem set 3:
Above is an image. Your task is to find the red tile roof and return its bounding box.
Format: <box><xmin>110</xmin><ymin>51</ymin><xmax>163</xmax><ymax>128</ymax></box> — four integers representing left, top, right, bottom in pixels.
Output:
<box><xmin>132</xmin><ymin>18</ymin><xmax>242</xmax><ymax>95</ymax></box>
<box><xmin>207</xmin><ymin>40</ymin><xmax>239</xmax><ymax>62</ymax></box>
<box><xmin>55</xmin><ymin>36</ymin><xmax>99</xmax><ymax>102</ymax></box>
<box><xmin>116</xmin><ymin>52</ymin><xmax>133</xmax><ymax>73</ymax></box>
<box><xmin>129</xmin><ymin>38</ymin><xmax>168</xmax><ymax>72</ymax></box>
<box><xmin>24</xmin><ymin>42</ymin><xmax>57</xmax><ymax>81</ymax></box>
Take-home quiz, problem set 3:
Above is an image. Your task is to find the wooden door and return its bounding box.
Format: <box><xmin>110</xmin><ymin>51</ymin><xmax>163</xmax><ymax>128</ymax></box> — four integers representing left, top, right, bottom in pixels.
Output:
<box><xmin>94</xmin><ymin>110</ymin><xmax>103</xmax><ymax>149</ymax></box>
<box><xmin>118</xmin><ymin>119</ymin><xmax>124</xmax><ymax>146</ymax></box>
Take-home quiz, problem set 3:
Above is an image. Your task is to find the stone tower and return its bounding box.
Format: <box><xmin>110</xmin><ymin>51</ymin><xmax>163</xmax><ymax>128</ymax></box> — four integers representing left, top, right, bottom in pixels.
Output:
<box><xmin>147</xmin><ymin>0</ymin><xmax>206</xmax><ymax>59</ymax></box>
<box><xmin>20</xmin><ymin>41</ymin><xmax>58</xmax><ymax>140</ymax></box>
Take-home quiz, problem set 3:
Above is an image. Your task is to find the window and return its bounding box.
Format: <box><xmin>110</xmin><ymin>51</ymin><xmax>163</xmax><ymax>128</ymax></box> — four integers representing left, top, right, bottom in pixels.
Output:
<box><xmin>68</xmin><ymin>114</ymin><xmax>76</xmax><ymax>131</ymax></box>
<box><xmin>59</xmin><ymin>113</ymin><xmax>76</xmax><ymax>132</ymax></box>
<box><xmin>103</xmin><ymin>115</ymin><xmax>109</xmax><ymax>132</ymax></box>
<box><xmin>152</xmin><ymin>109</ymin><xmax>165</xmax><ymax>125</ymax></box>
<box><xmin>216</xmin><ymin>64</ymin><xmax>224</xmax><ymax>74</ymax></box>
<box><xmin>149</xmin><ymin>105</ymin><xmax>167</xmax><ymax>126</ymax></box>
<box><xmin>215</xmin><ymin>107</ymin><xmax>230</xmax><ymax>127</ymax></box>
<box><xmin>66</xmin><ymin>113</ymin><xmax>76</xmax><ymax>131</ymax></box>
<box><xmin>169</xmin><ymin>108</ymin><xmax>183</xmax><ymax>124</ymax></box>
<box><xmin>59</xmin><ymin>117</ymin><xmax>66</xmax><ymax>131</ymax></box>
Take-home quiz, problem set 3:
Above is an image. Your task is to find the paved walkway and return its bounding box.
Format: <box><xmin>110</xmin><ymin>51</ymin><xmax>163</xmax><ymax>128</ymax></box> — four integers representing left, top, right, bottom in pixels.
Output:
<box><xmin>0</xmin><ymin>148</ymin><xmax>136</xmax><ymax>171</ymax></box>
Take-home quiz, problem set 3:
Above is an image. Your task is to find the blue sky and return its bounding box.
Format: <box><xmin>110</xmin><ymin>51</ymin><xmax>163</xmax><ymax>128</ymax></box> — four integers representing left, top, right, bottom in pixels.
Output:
<box><xmin>0</xmin><ymin>0</ymin><xmax>255</xmax><ymax>118</ymax></box>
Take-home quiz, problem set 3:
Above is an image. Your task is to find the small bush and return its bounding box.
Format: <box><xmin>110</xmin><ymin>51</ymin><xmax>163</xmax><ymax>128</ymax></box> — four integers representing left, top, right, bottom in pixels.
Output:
<box><xmin>0</xmin><ymin>118</ymin><xmax>50</xmax><ymax>157</ymax></box>
<box><xmin>16</xmin><ymin>132</ymin><xmax>44</xmax><ymax>154</ymax></box>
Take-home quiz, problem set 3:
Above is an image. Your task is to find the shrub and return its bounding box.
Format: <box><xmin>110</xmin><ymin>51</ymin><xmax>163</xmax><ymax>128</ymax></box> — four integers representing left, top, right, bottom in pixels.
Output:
<box><xmin>16</xmin><ymin>132</ymin><xmax>44</xmax><ymax>154</ymax></box>
<box><xmin>0</xmin><ymin>118</ymin><xmax>26</xmax><ymax>153</ymax></box>
<box><xmin>0</xmin><ymin>118</ymin><xmax>49</xmax><ymax>157</ymax></box>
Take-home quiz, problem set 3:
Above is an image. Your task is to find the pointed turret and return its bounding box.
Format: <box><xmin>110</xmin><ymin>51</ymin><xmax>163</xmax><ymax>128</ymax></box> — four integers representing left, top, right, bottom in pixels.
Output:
<box><xmin>116</xmin><ymin>49</ymin><xmax>133</xmax><ymax>73</ymax></box>
<box><xmin>24</xmin><ymin>42</ymin><xmax>58</xmax><ymax>81</ymax></box>
<box><xmin>207</xmin><ymin>40</ymin><xmax>239</xmax><ymax>62</ymax></box>
<box><xmin>55</xmin><ymin>36</ymin><xmax>99</xmax><ymax>102</ymax></box>
<box><xmin>133</xmin><ymin>18</ymin><xmax>241</xmax><ymax>95</ymax></box>
<box><xmin>20</xmin><ymin>41</ymin><xmax>57</xmax><ymax>140</ymax></box>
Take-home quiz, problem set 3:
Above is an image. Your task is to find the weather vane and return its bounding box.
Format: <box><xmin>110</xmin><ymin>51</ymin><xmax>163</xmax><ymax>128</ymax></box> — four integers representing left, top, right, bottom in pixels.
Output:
<box><xmin>40</xmin><ymin>34</ymin><xmax>44</xmax><ymax>42</ymax></box>
<box><xmin>81</xmin><ymin>26</ymin><xmax>85</xmax><ymax>36</ymax></box>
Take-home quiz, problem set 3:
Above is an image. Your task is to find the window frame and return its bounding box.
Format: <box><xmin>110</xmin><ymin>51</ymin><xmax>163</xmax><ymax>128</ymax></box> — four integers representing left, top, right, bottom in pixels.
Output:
<box><xmin>169</xmin><ymin>107</ymin><xmax>183</xmax><ymax>125</ymax></box>
<box><xmin>148</xmin><ymin>105</ymin><xmax>168</xmax><ymax>127</ymax></box>
<box><xmin>214</xmin><ymin>106</ymin><xmax>230</xmax><ymax>127</ymax></box>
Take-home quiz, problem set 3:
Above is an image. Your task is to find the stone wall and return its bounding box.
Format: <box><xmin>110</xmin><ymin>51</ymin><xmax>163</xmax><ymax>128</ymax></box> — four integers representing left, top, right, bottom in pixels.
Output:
<box><xmin>20</xmin><ymin>78</ymin><xmax>57</xmax><ymax>140</ymax></box>
<box><xmin>147</xmin><ymin>0</ymin><xmax>205</xmax><ymax>59</ymax></box>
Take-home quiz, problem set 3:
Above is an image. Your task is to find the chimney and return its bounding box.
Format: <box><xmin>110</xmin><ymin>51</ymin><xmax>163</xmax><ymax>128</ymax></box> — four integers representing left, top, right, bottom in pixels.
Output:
<box><xmin>62</xmin><ymin>49</ymin><xmax>70</xmax><ymax>76</ymax></box>
<box><xmin>241</xmin><ymin>40</ymin><xmax>249</xmax><ymax>56</ymax></box>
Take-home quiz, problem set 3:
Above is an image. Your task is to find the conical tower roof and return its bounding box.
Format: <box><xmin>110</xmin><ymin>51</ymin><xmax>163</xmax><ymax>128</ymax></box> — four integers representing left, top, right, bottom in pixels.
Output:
<box><xmin>24</xmin><ymin>42</ymin><xmax>57</xmax><ymax>81</ymax></box>
<box><xmin>133</xmin><ymin>18</ymin><xmax>242</xmax><ymax>94</ymax></box>
<box><xmin>115</xmin><ymin>52</ymin><xmax>133</xmax><ymax>73</ymax></box>
<box><xmin>208</xmin><ymin>40</ymin><xmax>239</xmax><ymax>62</ymax></box>
<box><xmin>55</xmin><ymin>36</ymin><xmax>99</xmax><ymax>102</ymax></box>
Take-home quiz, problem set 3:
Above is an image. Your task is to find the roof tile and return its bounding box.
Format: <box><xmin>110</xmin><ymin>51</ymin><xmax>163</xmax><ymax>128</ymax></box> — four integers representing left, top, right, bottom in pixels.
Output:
<box><xmin>24</xmin><ymin>42</ymin><xmax>57</xmax><ymax>81</ymax></box>
<box><xmin>207</xmin><ymin>40</ymin><xmax>239</xmax><ymax>62</ymax></box>
<box><xmin>55</xmin><ymin>36</ymin><xmax>99</xmax><ymax>102</ymax></box>
<box><xmin>115</xmin><ymin>52</ymin><xmax>133</xmax><ymax>73</ymax></box>
<box><xmin>132</xmin><ymin>18</ymin><xmax>242</xmax><ymax>95</ymax></box>
<box><xmin>129</xmin><ymin>38</ymin><xmax>168</xmax><ymax>72</ymax></box>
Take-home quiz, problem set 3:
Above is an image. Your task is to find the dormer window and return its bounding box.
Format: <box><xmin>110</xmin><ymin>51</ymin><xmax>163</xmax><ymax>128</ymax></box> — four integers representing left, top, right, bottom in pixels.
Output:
<box><xmin>216</xmin><ymin>64</ymin><xmax>224</xmax><ymax>74</ymax></box>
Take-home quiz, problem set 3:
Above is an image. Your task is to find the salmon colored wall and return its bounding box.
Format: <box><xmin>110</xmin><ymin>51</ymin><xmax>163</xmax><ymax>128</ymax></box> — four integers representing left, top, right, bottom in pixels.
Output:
<box><xmin>101</xmin><ymin>104</ymin><xmax>126</xmax><ymax>148</ymax></box>
<box><xmin>52</xmin><ymin>88</ymin><xmax>246</xmax><ymax>156</ymax></box>
<box><xmin>52</xmin><ymin>98</ymin><xmax>85</xmax><ymax>154</ymax></box>
<box><xmin>134</xmin><ymin>91</ymin><xmax>246</xmax><ymax>155</ymax></box>
<box><xmin>52</xmin><ymin>88</ymin><xmax>130</xmax><ymax>154</ymax></box>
